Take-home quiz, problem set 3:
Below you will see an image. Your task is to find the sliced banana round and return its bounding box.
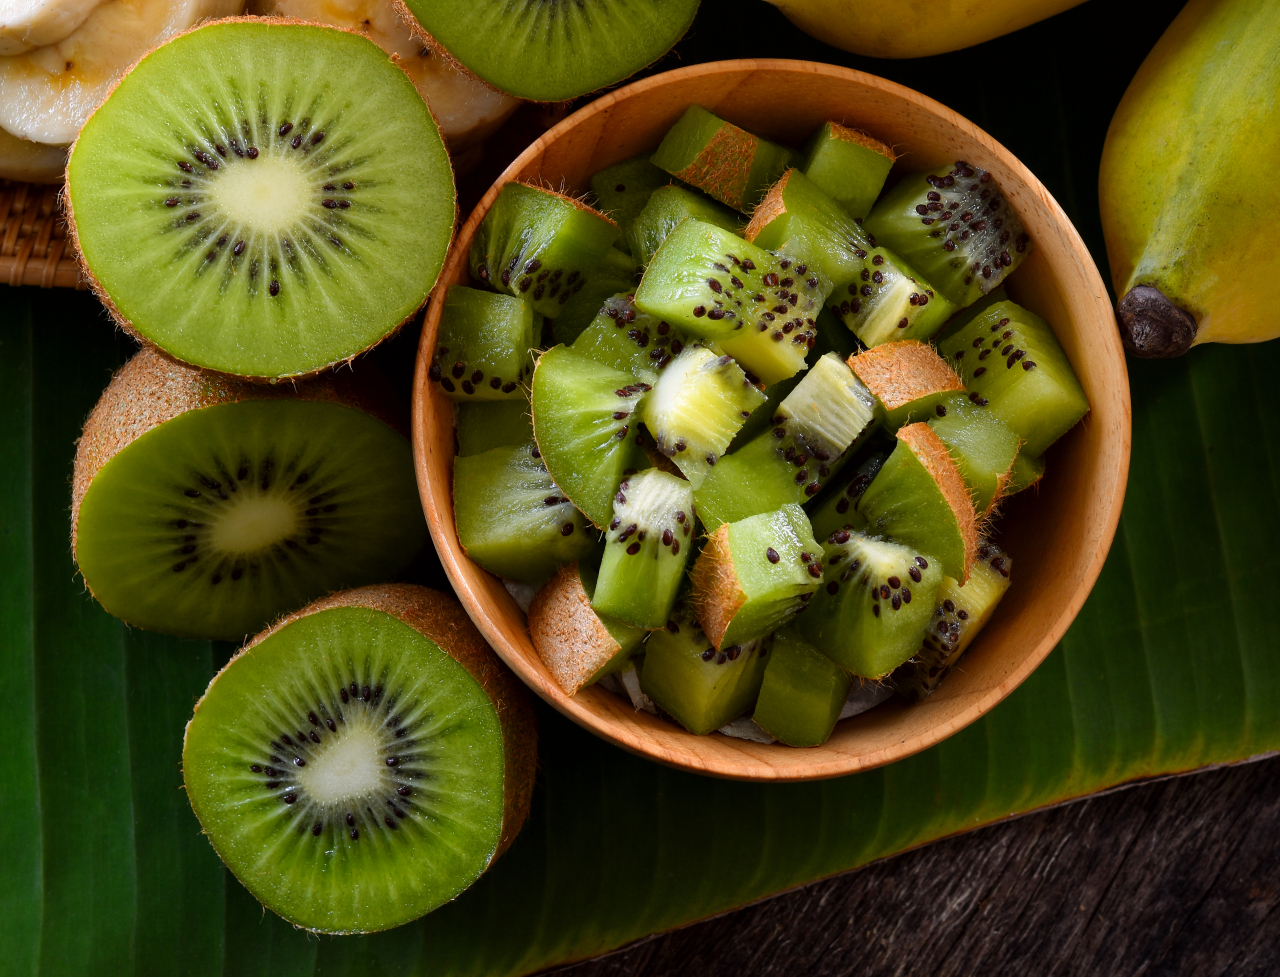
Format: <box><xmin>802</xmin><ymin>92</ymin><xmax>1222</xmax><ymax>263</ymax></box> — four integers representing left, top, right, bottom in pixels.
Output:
<box><xmin>0</xmin><ymin>0</ymin><xmax>108</xmax><ymax>55</ymax></box>
<box><xmin>248</xmin><ymin>0</ymin><xmax>519</xmax><ymax>158</ymax></box>
<box><xmin>0</xmin><ymin>0</ymin><xmax>244</xmax><ymax>146</ymax></box>
<box><xmin>0</xmin><ymin>125</ymin><xmax>67</xmax><ymax>181</ymax></box>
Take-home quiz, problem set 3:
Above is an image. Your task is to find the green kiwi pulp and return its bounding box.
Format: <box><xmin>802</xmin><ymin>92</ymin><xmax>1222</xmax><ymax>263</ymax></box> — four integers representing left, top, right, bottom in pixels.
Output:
<box><xmin>400</xmin><ymin>0</ymin><xmax>698</xmax><ymax>102</ymax></box>
<box><xmin>182</xmin><ymin>585</ymin><xmax>535</xmax><ymax>934</ymax></box>
<box><xmin>797</xmin><ymin>529</ymin><xmax>943</xmax><ymax>678</ymax></box>
<box><xmin>73</xmin><ymin>354</ymin><xmax>425</xmax><ymax>642</ymax></box>
<box><xmin>66</xmin><ymin>21</ymin><xmax>456</xmax><ymax>380</ymax></box>
<box><xmin>570</xmin><ymin>292</ymin><xmax>690</xmax><ymax>385</ymax></box>
<box><xmin>864</xmin><ymin>161</ymin><xmax>1030</xmax><ymax>308</ymax></box>
<box><xmin>799</xmin><ymin>122</ymin><xmax>895</xmax><ymax>220</ymax></box>
<box><xmin>927</xmin><ymin>394</ymin><xmax>1019</xmax><ymax>521</ymax></box>
<box><xmin>805</xmin><ymin>438</ymin><xmax>893</xmax><ymax>544</ymax></box>
<box><xmin>633</xmin><ymin>218</ymin><xmax>823</xmax><ymax>384</ymax></box>
<box><xmin>937</xmin><ymin>299</ymin><xmax>1090</xmax><ymax>457</ymax></box>
<box><xmin>752</xmin><ymin>628</ymin><xmax>853</xmax><ymax>747</ymax></box>
<box><xmin>590</xmin><ymin>157</ymin><xmax>677</xmax><ymax>251</ymax></box>
<box><xmin>627</xmin><ymin>184</ymin><xmax>744</xmax><ymax>270</ymax></box>
<box><xmin>453</xmin><ymin>442</ymin><xmax>597</xmax><ymax>584</ymax></box>
<box><xmin>650</xmin><ymin>105</ymin><xmax>796</xmax><ymax>212</ymax></box>
<box><xmin>1006</xmin><ymin>450</ymin><xmax>1045</xmax><ymax>495</ymax></box>
<box><xmin>429</xmin><ymin>286</ymin><xmax>535</xmax><ymax>401</ymax></box>
<box><xmin>456</xmin><ymin>398</ymin><xmax>532</xmax><ymax>457</ymax></box>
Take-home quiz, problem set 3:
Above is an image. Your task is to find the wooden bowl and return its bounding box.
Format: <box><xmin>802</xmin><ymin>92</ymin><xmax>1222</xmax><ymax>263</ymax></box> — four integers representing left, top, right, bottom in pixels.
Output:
<box><xmin>411</xmin><ymin>60</ymin><xmax>1130</xmax><ymax>781</ymax></box>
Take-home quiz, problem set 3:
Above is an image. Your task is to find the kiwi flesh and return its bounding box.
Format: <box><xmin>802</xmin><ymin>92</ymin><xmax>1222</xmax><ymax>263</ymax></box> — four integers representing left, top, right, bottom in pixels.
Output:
<box><xmin>690</xmin><ymin>504</ymin><xmax>823</xmax><ymax>650</ymax></box>
<box><xmin>937</xmin><ymin>299</ymin><xmax>1090</xmax><ymax>457</ymax></box>
<box><xmin>627</xmin><ymin>185</ymin><xmax>745</xmax><ymax>269</ymax></box>
<box><xmin>471</xmin><ymin>182</ymin><xmax>635</xmax><ymax>321</ymax></box>
<box><xmin>398</xmin><ymin>0</ymin><xmax>699</xmax><ymax>103</ymax></box>
<box><xmin>529</xmin><ymin>561</ymin><xmax>645</xmax><ymax>695</ymax></box>
<box><xmin>650</xmin><ymin>105</ymin><xmax>796</xmax><ymax>212</ymax></box>
<box><xmin>693</xmin><ymin>351</ymin><xmax>877</xmax><ymax>530</ymax></box>
<box><xmin>456</xmin><ymin>398</ymin><xmax>532</xmax><ymax>456</ymax></box>
<box><xmin>531</xmin><ymin>344</ymin><xmax>652</xmax><ymax>527</ymax></box>
<box><xmin>805</xmin><ymin>438</ymin><xmax>893</xmax><ymax>544</ymax></box>
<box><xmin>570</xmin><ymin>292</ymin><xmax>690</xmax><ymax>385</ymax></box>
<box><xmin>639</xmin><ymin>600</ymin><xmax>771</xmax><ymax>735</ymax></box>
<box><xmin>797</xmin><ymin>529</ymin><xmax>943</xmax><ymax>678</ymax></box>
<box><xmin>927</xmin><ymin>394</ymin><xmax>1019</xmax><ymax>522</ymax></box>
<box><xmin>66</xmin><ymin>20</ymin><xmax>456</xmax><ymax>380</ymax></box>
<box><xmin>590</xmin><ymin>156</ymin><xmax>678</xmax><ymax>250</ymax></box>
<box><xmin>453</xmin><ymin>441</ymin><xmax>597</xmax><ymax>584</ymax></box>
<box><xmin>429</xmin><ymin>286</ymin><xmax>535</xmax><ymax>401</ymax></box>
<box><xmin>864</xmin><ymin>161</ymin><xmax>1031</xmax><ymax>308</ymax></box>
<box><xmin>895</xmin><ymin>544</ymin><xmax>1012</xmax><ymax>700</ymax></box>
<box><xmin>856</xmin><ymin>422</ymin><xmax>978</xmax><ymax>583</ymax></box>
<box><xmin>638</xmin><ymin>341</ymin><xmax>765</xmax><ymax>488</ymax></box>
<box><xmin>633</xmin><ymin>218</ymin><xmax>824</xmax><ymax>384</ymax></box>
<box><xmin>182</xmin><ymin>584</ymin><xmax>536</xmax><ymax>934</ymax></box>
<box><xmin>591</xmin><ymin>468</ymin><xmax>695</xmax><ymax>629</ymax></box>
<box><xmin>752</xmin><ymin>627</ymin><xmax>853</xmax><ymax>747</ymax></box>
<box><xmin>799</xmin><ymin>122</ymin><xmax>895</xmax><ymax>220</ymax></box>
<box><xmin>72</xmin><ymin>348</ymin><xmax>425</xmax><ymax>642</ymax></box>
<box><xmin>847</xmin><ymin>340</ymin><xmax>965</xmax><ymax>429</ymax></box>
<box><xmin>1005</xmin><ymin>450</ymin><xmax>1045</xmax><ymax>495</ymax></box>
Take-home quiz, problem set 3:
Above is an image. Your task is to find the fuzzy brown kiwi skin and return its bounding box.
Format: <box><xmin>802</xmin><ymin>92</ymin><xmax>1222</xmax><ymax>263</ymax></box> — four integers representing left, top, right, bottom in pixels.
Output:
<box><xmin>689</xmin><ymin>524</ymin><xmax>747</xmax><ymax>651</ymax></box>
<box><xmin>71</xmin><ymin>346</ymin><xmax>409</xmax><ymax>555</ymax></box>
<box><xmin>63</xmin><ymin>15</ymin><xmax>459</xmax><ymax>383</ymax></box>
<box><xmin>188</xmin><ymin>583</ymin><xmax>537</xmax><ymax>866</ymax></box>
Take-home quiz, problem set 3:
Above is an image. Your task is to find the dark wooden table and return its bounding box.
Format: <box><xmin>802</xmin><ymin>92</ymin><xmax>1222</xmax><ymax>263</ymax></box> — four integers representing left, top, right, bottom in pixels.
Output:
<box><xmin>546</xmin><ymin>755</ymin><xmax>1280</xmax><ymax>975</ymax></box>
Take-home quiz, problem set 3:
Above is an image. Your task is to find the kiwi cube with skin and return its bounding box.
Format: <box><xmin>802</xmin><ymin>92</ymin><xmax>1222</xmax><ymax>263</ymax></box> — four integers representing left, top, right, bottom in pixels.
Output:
<box><xmin>633</xmin><ymin>219</ymin><xmax>824</xmax><ymax>384</ymax></box>
<box><xmin>591</xmin><ymin>156</ymin><xmax>678</xmax><ymax>249</ymax></box>
<box><xmin>470</xmin><ymin>181</ymin><xmax>635</xmax><ymax>319</ymax></box>
<box><xmin>752</xmin><ymin>628</ymin><xmax>854</xmax><ymax>747</ymax></box>
<box><xmin>691</xmin><ymin>504</ymin><xmax>823</xmax><ymax>649</ymax></box>
<box><xmin>650</xmin><ymin>104</ymin><xmax>796</xmax><ymax>212</ymax></box>
<box><xmin>529</xmin><ymin>561</ymin><xmax>646</xmax><ymax>695</ymax></box>
<box><xmin>927</xmin><ymin>393</ymin><xmax>1019</xmax><ymax>522</ymax></box>
<box><xmin>797</xmin><ymin>529</ymin><xmax>943</xmax><ymax>678</ymax></box>
<box><xmin>855</xmin><ymin>422</ymin><xmax>978</xmax><ymax>583</ymax></box>
<box><xmin>1005</xmin><ymin>449</ymin><xmax>1045</xmax><ymax>495</ymax></box>
<box><xmin>937</xmin><ymin>299</ymin><xmax>1089</xmax><ymax>457</ymax></box>
<box><xmin>799</xmin><ymin>122</ymin><xmax>896</xmax><ymax>220</ymax></box>
<box><xmin>591</xmin><ymin>469</ymin><xmax>695</xmax><ymax>629</ymax></box>
<box><xmin>627</xmin><ymin>184</ymin><xmax>745</xmax><ymax>269</ymax></box>
<box><xmin>847</xmin><ymin>339</ymin><xmax>965</xmax><ymax>430</ymax></box>
<box><xmin>639</xmin><ymin>603</ymin><xmax>771</xmax><ymax>735</ymax></box>
<box><xmin>429</xmin><ymin>286</ymin><xmax>534</xmax><ymax>401</ymax></box>
<box><xmin>694</xmin><ymin>352</ymin><xmax>877</xmax><ymax>530</ymax></box>
<box><xmin>570</xmin><ymin>292</ymin><xmax>691</xmax><ymax>385</ymax></box>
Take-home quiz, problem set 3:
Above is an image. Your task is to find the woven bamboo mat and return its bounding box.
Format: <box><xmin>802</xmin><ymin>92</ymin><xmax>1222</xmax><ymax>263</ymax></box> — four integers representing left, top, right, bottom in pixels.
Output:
<box><xmin>1</xmin><ymin>180</ymin><xmax>86</xmax><ymax>289</ymax></box>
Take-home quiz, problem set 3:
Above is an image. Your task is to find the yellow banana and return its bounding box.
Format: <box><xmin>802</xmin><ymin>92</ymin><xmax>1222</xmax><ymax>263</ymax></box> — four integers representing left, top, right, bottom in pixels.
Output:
<box><xmin>1099</xmin><ymin>0</ymin><xmax>1280</xmax><ymax>356</ymax></box>
<box><xmin>763</xmin><ymin>0</ymin><xmax>1085</xmax><ymax>59</ymax></box>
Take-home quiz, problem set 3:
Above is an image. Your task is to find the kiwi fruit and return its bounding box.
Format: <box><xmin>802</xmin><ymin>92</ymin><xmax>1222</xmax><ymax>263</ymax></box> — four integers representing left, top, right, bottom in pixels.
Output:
<box><xmin>627</xmin><ymin>184</ymin><xmax>745</xmax><ymax>269</ymax></box>
<box><xmin>397</xmin><ymin>0</ymin><xmax>698</xmax><ymax>103</ymax></box>
<box><xmin>590</xmin><ymin>156</ymin><xmax>679</xmax><ymax>250</ymax></box>
<box><xmin>690</xmin><ymin>504</ymin><xmax>823</xmax><ymax>650</ymax></box>
<box><xmin>456</xmin><ymin>398</ymin><xmax>533</xmax><ymax>456</ymax></box>
<box><xmin>66</xmin><ymin>19</ymin><xmax>456</xmax><ymax>380</ymax></box>
<box><xmin>429</xmin><ymin>285</ymin><xmax>535</xmax><ymax>401</ymax></box>
<box><xmin>805</xmin><ymin>438</ymin><xmax>893</xmax><ymax>545</ymax></box>
<box><xmin>650</xmin><ymin>105</ymin><xmax>796</xmax><ymax>212</ymax></box>
<box><xmin>752</xmin><ymin>627</ymin><xmax>853</xmax><ymax>747</ymax></box>
<box><xmin>182</xmin><ymin>584</ymin><xmax>536</xmax><ymax>934</ymax></box>
<box><xmin>72</xmin><ymin>348</ymin><xmax>425</xmax><ymax>642</ymax></box>
<box><xmin>927</xmin><ymin>394</ymin><xmax>1019</xmax><ymax>522</ymax></box>
<box><xmin>864</xmin><ymin>161</ymin><xmax>1031</xmax><ymax>308</ymax></box>
<box><xmin>799</xmin><ymin>122</ymin><xmax>895</xmax><ymax>220</ymax></box>
<box><xmin>847</xmin><ymin>339</ymin><xmax>965</xmax><ymax>429</ymax></box>
<box><xmin>1006</xmin><ymin>449</ymin><xmax>1045</xmax><ymax>495</ymax></box>
<box><xmin>570</xmin><ymin>292</ymin><xmax>690</xmax><ymax>385</ymax></box>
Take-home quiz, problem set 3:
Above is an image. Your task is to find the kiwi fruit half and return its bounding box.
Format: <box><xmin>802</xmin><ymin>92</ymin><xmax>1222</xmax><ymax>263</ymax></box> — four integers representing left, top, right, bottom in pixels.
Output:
<box><xmin>397</xmin><ymin>0</ymin><xmax>699</xmax><ymax>102</ymax></box>
<box><xmin>72</xmin><ymin>348</ymin><xmax>426</xmax><ymax>641</ymax></box>
<box><xmin>182</xmin><ymin>584</ymin><xmax>537</xmax><ymax>934</ymax></box>
<box><xmin>66</xmin><ymin>19</ymin><xmax>456</xmax><ymax>379</ymax></box>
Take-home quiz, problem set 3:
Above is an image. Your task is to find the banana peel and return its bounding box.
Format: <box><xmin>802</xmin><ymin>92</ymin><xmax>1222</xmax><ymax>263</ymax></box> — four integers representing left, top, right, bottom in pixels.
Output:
<box><xmin>1099</xmin><ymin>0</ymin><xmax>1280</xmax><ymax>357</ymax></box>
<box><xmin>763</xmin><ymin>0</ymin><xmax>1085</xmax><ymax>59</ymax></box>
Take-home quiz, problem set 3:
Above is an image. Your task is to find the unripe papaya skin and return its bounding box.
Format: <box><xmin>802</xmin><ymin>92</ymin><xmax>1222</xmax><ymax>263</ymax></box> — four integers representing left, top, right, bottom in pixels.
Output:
<box><xmin>764</xmin><ymin>0</ymin><xmax>1084</xmax><ymax>59</ymax></box>
<box><xmin>1099</xmin><ymin>0</ymin><xmax>1280</xmax><ymax>354</ymax></box>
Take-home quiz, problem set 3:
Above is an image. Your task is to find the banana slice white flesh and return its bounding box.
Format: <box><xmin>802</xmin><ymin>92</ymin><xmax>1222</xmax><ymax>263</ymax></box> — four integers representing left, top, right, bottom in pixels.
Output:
<box><xmin>0</xmin><ymin>0</ymin><xmax>108</xmax><ymax>55</ymax></box>
<box><xmin>248</xmin><ymin>0</ymin><xmax>520</xmax><ymax>156</ymax></box>
<box><xmin>0</xmin><ymin>0</ymin><xmax>245</xmax><ymax>146</ymax></box>
<box><xmin>0</xmin><ymin>124</ymin><xmax>67</xmax><ymax>181</ymax></box>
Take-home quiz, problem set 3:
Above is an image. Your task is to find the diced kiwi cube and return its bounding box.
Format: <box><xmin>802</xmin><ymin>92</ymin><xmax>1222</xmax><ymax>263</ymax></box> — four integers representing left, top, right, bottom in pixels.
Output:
<box><xmin>752</xmin><ymin>628</ymin><xmax>853</xmax><ymax>747</ymax></box>
<box><xmin>591</xmin><ymin>156</ymin><xmax>678</xmax><ymax>249</ymax></box>
<box><xmin>570</xmin><ymin>292</ymin><xmax>690</xmax><ymax>384</ymax></box>
<box><xmin>1005</xmin><ymin>449</ymin><xmax>1045</xmax><ymax>494</ymax></box>
<box><xmin>937</xmin><ymin>299</ymin><xmax>1089</xmax><ymax>457</ymax></box>
<box><xmin>847</xmin><ymin>339</ymin><xmax>964</xmax><ymax>430</ymax></box>
<box><xmin>430</xmin><ymin>286</ymin><xmax>535</xmax><ymax>401</ymax></box>
<box><xmin>639</xmin><ymin>603</ymin><xmax>771</xmax><ymax>735</ymax></box>
<box><xmin>927</xmin><ymin>394</ymin><xmax>1019</xmax><ymax>521</ymax></box>
<box><xmin>799</xmin><ymin>122</ymin><xmax>896</xmax><ymax>220</ymax></box>
<box><xmin>592</xmin><ymin>469</ymin><xmax>695</xmax><ymax>629</ymax></box>
<box><xmin>805</xmin><ymin>438</ymin><xmax>893</xmax><ymax>544</ymax></box>
<box><xmin>650</xmin><ymin>104</ymin><xmax>796</xmax><ymax>212</ymax></box>
<box><xmin>633</xmin><ymin>219</ymin><xmax>823</xmax><ymax>384</ymax></box>
<box><xmin>627</xmin><ymin>184</ymin><xmax>745</xmax><ymax>268</ymax></box>
<box><xmin>456</xmin><ymin>398</ymin><xmax>532</xmax><ymax>456</ymax></box>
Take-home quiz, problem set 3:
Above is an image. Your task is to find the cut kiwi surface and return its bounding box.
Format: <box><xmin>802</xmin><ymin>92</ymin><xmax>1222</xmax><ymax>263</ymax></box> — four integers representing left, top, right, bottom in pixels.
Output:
<box><xmin>799</xmin><ymin>122</ymin><xmax>895</xmax><ymax>220</ymax></box>
<box><xmin>398</xmin><ymin>0</ymin><xmax>698</xmax><ymax>103</ymax></box>
<box><xmin>590</xmin><ymin>156</ymin><xmax>677</xmax><ymax>250</ymax></box>
<box><xmin>627</xmin><ymin>184</ymin><xmax>744</xmax><ymax>269</ymax></box>
<box><xmin>182</xmin><ymin>584</ymin><xmax>536</xmax><ymax>934</ymax></box>
<box><xmin>72</xmin><ymin>349</ymin><xmax>425</xmax><ymax>642</ymax></box>
<box><xmin>456</xmin><ymin>398</ymin><xmax>532</xmax><ymax>456</ymax></box>
<box><xmin>66</xmin><ymin>20</ymin><xmax>456</xmax><ymax>380</ymax></box>
<box><xmin>570</xmin><ymin>292</ymin><xmax>689</xmax><ymax>385</ymax></box>
<box><xmin>429</xmin><ymin>286</ymin><xmax>535</xmax><ymax>401</ymax></box>
<box><xmin>928</xmin><ymin>395</ymin><xmax>1019</xmax><ymax>521</ymax></box>
<box><xmin>752</xmin><ymin>627</ymin><xmax>853</xmax><ymax>747</ymax></box>
<box><xmin>1006</xmin><ymin>449</ymin><xmax>1045</xmax><ymax>495</ymax></box>
<box><xmin>806</xmin><ymin>439</ymin><xmax>892</xmax><ymax>544</ymax></box>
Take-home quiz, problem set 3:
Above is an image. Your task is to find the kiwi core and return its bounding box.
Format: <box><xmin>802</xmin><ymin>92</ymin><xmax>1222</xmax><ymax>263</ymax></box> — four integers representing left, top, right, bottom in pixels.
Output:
<box><xmin>293</xmin><ymin>715</ymin><xmax>390</xmax><ymax>806</ymax></box>
<box><xmin>208</xmin><ymin>494</ymin><xmax>300</xmax><ymax>553</ymax></box>
<box><xmin>207</xmin><ymin>153</ymin><xmax>315</xmax><ymax>231</ymax></box>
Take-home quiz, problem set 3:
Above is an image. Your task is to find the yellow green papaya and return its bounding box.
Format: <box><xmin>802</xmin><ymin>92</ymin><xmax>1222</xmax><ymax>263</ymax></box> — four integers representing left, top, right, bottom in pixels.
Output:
<box><xmin>763</xmin><ymin>0</ymin><xmax>1085</xmax><ymax>59</ymax></box>
<box><xmin>1099</xmin><ymin>0</ymin><xmax>1280</xmax><ymax>357</ymax></box>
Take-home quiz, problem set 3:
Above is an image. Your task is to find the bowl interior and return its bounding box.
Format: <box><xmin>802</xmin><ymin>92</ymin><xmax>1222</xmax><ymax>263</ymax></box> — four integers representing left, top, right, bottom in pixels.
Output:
<box><xmin>411</xmin><ymin>60</ymin><xmax>1129</xmax><ymax>781</ymax></box>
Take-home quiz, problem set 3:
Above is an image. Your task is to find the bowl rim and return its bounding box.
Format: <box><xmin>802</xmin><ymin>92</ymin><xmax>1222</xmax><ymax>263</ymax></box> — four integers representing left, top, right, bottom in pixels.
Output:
<box><xmin>411</xmin><ymin>57</ymin><xmax>1131</xmax><ymax>781</ymax></box>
